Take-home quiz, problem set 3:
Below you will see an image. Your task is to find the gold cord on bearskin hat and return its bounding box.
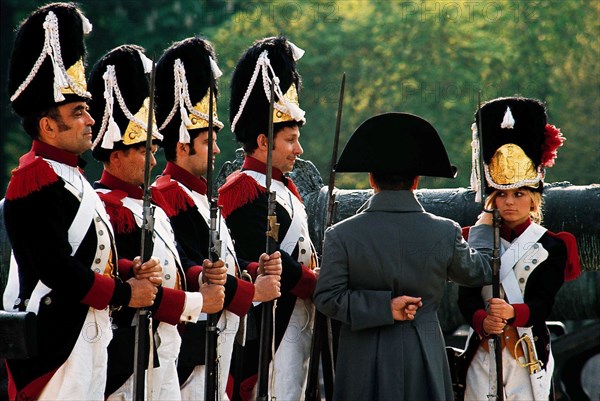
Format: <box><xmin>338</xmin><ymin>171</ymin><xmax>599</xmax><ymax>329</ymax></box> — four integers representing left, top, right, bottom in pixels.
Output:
<box><xmin>230</xmin><ymin>37</ymin><xmax>306</xmax><ymax>137</ymax></box>
<box><xmin>88</xmin><ymin>45</ymin><xmax>162</xmax><ymax>161</ymax></box>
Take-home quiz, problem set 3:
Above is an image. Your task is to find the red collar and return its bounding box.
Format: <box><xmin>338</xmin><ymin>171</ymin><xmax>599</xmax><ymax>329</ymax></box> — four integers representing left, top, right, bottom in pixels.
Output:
<box><xmin>501</xmin><ymin>218</ymin><xmax>532</xmax><ymax>242</ymax></box>
<box><xmin>32</xmin><ymin>140</ymin><xmax>83</xmax><ymax>168</ymax></box>
<box><xmin>241</xmin><ymin>156</ymin><xmax>302</xmax><ymax>202</ymax></box>
<box><xmin>98</xmin><ymin>170</ymin><xmax>144</xmax><ymax>199</ymax></box>
<box><xmin>242</xmin><ymin>156</ymin><xmax>285</xmax><ymax>181</ymax></box>
<box><xmin>163</xmin><ymin>162</ymin><xmax>207</xmax><ymax>195</ymax></box>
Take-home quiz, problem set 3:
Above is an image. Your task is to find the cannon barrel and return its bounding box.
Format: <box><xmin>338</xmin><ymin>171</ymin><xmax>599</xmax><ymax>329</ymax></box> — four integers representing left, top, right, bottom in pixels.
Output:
<box><xmin>305</xmin><ymin>182</ymin><xmax>600</xmax><ymax>331</ymax></box>
<box><xmin>216</xmin><ymin>154</ymin><xmax>599</xmax><ymax>329</ymax></box>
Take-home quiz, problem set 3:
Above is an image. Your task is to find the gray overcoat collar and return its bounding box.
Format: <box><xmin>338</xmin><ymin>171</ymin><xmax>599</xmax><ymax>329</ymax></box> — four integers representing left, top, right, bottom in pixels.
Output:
<box><xmin>357</xmin><ymin>190</ymin><xmax>425</xmax><ymax>213</ymax></box>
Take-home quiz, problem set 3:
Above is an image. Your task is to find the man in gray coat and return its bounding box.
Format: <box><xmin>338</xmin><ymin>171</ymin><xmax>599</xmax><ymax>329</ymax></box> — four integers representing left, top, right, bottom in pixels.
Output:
<box><xmin>314</xmin><ymin>112</ymin><xmax>493</xmax><ymax>401</ymax></box>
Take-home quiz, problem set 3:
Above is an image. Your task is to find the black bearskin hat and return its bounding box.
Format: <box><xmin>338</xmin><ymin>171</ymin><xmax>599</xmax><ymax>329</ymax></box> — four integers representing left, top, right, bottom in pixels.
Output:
<box><xmin>8</xmin><ymin>2</ymin><xmax>92</xmax><ymax>120</ymax></box>
<box><xmin>471</xmin><ymin>97</ymin><xmax>565</xmax><ymax>197</ymax></box>
<box><xmin>155</xmin><ymin>36</ymin><xmax>223</xmax><ymax>159</ymax></box>
<box><xmin>88</xmin><ymin>44</ymin><xmax>161</xmax><ymax>161</ymax></box>
<box><xmin>229</xmin><ymin>36</ymin><xmax>305</xmax><ymax>148</ymax></box>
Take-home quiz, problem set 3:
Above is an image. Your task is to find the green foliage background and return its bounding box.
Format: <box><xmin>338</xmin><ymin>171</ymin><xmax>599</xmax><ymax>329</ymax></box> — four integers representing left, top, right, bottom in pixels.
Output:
<box><xmin>1</xmin><ymin>0</ymin><xmax>598</xmax><ymax>196</ymax></box>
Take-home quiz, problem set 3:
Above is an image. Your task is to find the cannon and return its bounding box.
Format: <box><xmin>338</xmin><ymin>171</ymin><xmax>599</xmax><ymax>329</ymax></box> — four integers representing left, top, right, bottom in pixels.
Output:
<box><xmin>219</xmin><ymin>152</ymin><xmax>600</xmax><ymax>400</ymax></box>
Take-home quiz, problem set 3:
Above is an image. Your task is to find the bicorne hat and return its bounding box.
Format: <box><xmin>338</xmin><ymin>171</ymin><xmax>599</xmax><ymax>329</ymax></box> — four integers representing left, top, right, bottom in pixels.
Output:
<box><xmin>8</xmin><ymin>2</ymin><xmax>92</xmax><ymax>120</ymax></box>
<box><xmin>470</xmin><ymin>97</ymin><xmax>565</xmax><ymax>199</ymax></box>
<box><xmin>336</xmin><ymin>112</ymin><xmax>457</xmax><ymax>178</ymax></box>
<box><xmin>88</xmin><ymin>44</ymin><xmax>162</xmax><ymax>161</ymax></box>
<box><xmin>229</xmin><ymin>36</ymin><xmax>306</xmax><ymax>145</ymax></box>
<box><xmin>155</xmin><ymin>37</ymin><xmax>224</xmax><ymax>149</ymax></box>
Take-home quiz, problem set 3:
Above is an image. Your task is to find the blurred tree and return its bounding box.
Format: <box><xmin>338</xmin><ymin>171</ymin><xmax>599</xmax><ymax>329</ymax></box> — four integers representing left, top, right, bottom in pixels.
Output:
<box><xmin>1</xmin><ymin>0</ymin><xmax>598</xmax><ymax>196</ymax></box>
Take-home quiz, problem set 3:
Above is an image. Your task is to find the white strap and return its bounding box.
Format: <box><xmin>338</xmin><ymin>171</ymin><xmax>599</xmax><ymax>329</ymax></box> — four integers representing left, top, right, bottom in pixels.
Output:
<box><xmin>242</xmin><ymin>171</ymin><xmax>304</xmax><ymax>255</ymax></box>
<box><xmin>120</xmin><ymin>197</ymin><xmax>180</xmax><ymax>260</ymax></box>
<box><xmin>6</xmin><ymin>161</ymin><xmax>104</xmax><ymax>314</ymax></box>
<box><xmin>500</xmin><ymin>224</ymin><xmax>551</xmax><ymax>397</ymax></box>
<box><xmin>499</xmin><ymin>223</ymin><xmax>547</xmax><ymax>286</ymax></box>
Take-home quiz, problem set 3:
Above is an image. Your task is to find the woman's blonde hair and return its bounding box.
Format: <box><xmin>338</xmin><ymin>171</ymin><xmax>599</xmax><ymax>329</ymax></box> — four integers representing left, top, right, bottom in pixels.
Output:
<box><xmin>485</xmin><ymin>188</ymin><xmax>543</xmax><ymax>224</ymax></box>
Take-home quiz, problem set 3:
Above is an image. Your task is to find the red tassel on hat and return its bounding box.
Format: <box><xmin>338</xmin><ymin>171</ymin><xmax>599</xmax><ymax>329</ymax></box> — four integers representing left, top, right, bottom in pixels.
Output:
<box><xmin>5</xmin><ymin>152</ymin><xmax>59</xmax><ymax>200</ymax></box>
<box><xmin>218</xmin><ymin>171</ymin><xmax>265</xmax><ymax>219</ymax></box>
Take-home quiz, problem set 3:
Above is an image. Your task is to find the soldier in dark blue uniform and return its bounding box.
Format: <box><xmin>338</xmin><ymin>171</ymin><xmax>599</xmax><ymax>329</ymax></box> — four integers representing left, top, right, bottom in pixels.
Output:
<box><xmin>87</xmin><ymin>44</ymin><xmax>227</xmax><ymax>400</ymax></box>
<box><xmin>458</xmin><ymin>97</ymin><xmax>581</xmax><ymax>400</ymax></box>
<box><xmin>3</xmin><ymin>4</ymin><xmax>158</xmax><ymax>400</ymax></box>
<box><xmin>153</xmin><ymin>37</ymin><xmax>282</xmax><ymax>399</ymax></box>
<box><xmin>218</xmin><ymin>36</ymin><xmax>318</xmax><ymax>401</ymax></box>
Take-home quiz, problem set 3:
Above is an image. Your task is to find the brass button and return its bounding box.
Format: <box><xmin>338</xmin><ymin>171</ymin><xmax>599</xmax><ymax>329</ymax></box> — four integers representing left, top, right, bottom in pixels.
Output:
<box><xmin>533</xmin><ymin>244</ymin><xmax>539</xmax><ymax>249</ymax></box>
<box><xmin>99</xmin><ymin>244</ymin><xmax>105</xmax><ymax>250</ymax></box>
<box><xmin>98</xmin><ymin>230</ymin><xmax>104</xmax><ymax>236</ymax></box>
<box><xmin>95</xmin><ymin>216</ymin><xmax>101</xmax><ymax>222</ymax></box>
<box><xmin>299</xmin><ymin>236</ymin><xmax>305</xmax><ymax>242</ymax></box>
<box><xmin>95</xmin><ymin>258</ymin><xmax>102</xmax><ymax>264</ymax></box>
<box><xmin>14</xmin><ymin>298</ymin><xmax>21</xmax><ymax>306</ymax></box>
<box><xmin>24</xmin><ymin>299</ymin><xmax>29</xmax><ymax>307</ymax></box>
<box><xmin>532</xmin><ymin>259</ymin><xmax>538</xmax><ymax>264</ymax></box>
<box><xmin>524</xmin><ymin>265</ymin><xmax>530</xmax><ymax>271</ymax></box>
<box><xmin>43</xmin><ymin>296</ymin><xmax>52</xmax><ymax>305</ymax></box>
<box><xmin>95</xmin><ymin>268</ymin><xmax>101</xmax><ymax>273</ymax></box>
<box><xmin>301</xmin><ymin>249</ymin><xmax>307</xmax><ymax>254</ymax></box>
<box><xmin>519</xmin><ymin>278</ymin><xmax>525</xmax><ymax>283</ymax></box>
<box><xmin>165</xmin><ymin>274</ymin><xmax>171</xmax><ymax>280</ymax></box>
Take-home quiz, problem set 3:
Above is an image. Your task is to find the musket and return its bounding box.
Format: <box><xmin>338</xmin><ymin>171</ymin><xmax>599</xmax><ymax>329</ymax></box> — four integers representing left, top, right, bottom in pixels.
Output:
<box><xmin>133</xmin><ymin>59</ymin><xmax>156</xmax><ymax>401</ymax></box>
<box><xmin>305</xmin><ymin>73</ymin><xmax>345</xmax><ymax>401</ymax></box>
<box><xmin>477</xmin><ymin>92</ymin><xmax>504</xmax><ymax>401</ymax></box>
<box><xmin>205</xmin><ymin>75</ymin><xmax>222</xmax><ymax>401</ymax></box>
<box><xmin>256</xmin><ymin>79</ymin><xmax>278</xmax><ymax>401</ymax></box>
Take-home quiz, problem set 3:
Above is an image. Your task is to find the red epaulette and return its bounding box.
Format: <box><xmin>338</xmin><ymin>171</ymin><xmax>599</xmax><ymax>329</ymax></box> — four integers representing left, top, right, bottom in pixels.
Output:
<box><xmin>5</xmin><ymin>152</ymin><xmax>59</xmax><ymax>200</ymax></box>
<box><xmin>218</xmin><ymin>171</ymin><xmax>265</xmax><ymax>219</ymax></box>
<box><xmin>547</xmin><ymin>230</ymin><xmax>581</xmax><ymax>281</ymax></box>
<box><xmin>152</xmin><ymin>175</ymin><xmax>194</xmax><ymax>218</ymax></box>
<box><xmin>97</xmin><ymin>190</ymin><xmax>137</xmax><ymax>234</ymax></box>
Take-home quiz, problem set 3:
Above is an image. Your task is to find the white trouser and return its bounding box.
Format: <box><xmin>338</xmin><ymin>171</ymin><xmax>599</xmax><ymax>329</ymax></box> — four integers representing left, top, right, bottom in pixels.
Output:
<box><xmin>252</xmin><ymin>298</ymin><xmax>314</xmax><ymax>401</ymax></box>
<box><xmin>465</xmin><ymin>343</ymin><xmax>546</xmax><ymax>401</ymax></box>
<box><xmin>180</xmin><ymin>310</ymin><xmax>240</xmax><ymax>400</ymax></box>
<box><xmin>39</xmin><ymin>308</ymin><xmax>113</xmax><ymax>401</ymax></box>
<box><xmin>151</xmin><ymin>322</ymin><xmax>183</xmax><ymax>401</ymax></box>
<box><xmin>108</xmin><ymin>322</ymin><xmax>183</xmax><ymax>401</ymax></box>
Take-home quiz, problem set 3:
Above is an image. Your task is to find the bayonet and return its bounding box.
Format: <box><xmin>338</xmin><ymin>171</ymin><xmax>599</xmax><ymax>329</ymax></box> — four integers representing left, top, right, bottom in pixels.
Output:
<box><xmin>477</xmin><ymin>91</ymin><xmax>503</xmax><ymax>401</ymax></box>
<box><xmin>305</xmin><ymin>73</ymin><xmax>345</xmax><ymax>401</ymax></box>
<box><xmin>257</xmin><ymin>78</ymin><xmax>278</xmax><ymax>401</ymax></box>
<box><xmin>133</xmin><ymin>58</ymin><xmax>156</xmax><ymax>401</ymax></box>
<box><xmin>205</xmin><ymin>75</ymin><xmax>222</xmax><ymax>401</ymax></box>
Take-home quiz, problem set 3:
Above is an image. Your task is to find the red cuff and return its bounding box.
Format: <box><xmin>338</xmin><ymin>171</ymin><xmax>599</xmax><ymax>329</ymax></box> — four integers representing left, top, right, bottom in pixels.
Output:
<box><xmin>154</xmin><ymin>287</ymin><xmax>186</xmax><ymax>325</ymax></box>
<box><xmin>186</xmin><ymin>265</ymin><xmax>203</xmax><ymax>292</ymax></box>
<box><xmin>118</xmin><ymin>258</ymin><xmax>134</xmax><ymax>279</ymax></box>
<box><xmin>226</xmin><ymin>278</ymin><xmax>254</xmax><ymax>317</ymax></box>
<box><xmin>290</xmin><ymin>264</ymin><xmax>317</xmax><ymax>299</ymax></box>
<box><xmin>81</xmin><ymin>273</ymin><xmax>116</xmax><ymax>310</ymax></box>
<box><xmin>473</xmin><ymin>309</ymin><xmax>488</xmax><ymax>336</ymax></box>
<box><xmin>511</xmin><ymin>303</ymin><xmax>530</xmax><ymax>327</ymax></box>
<box><xmin>245</xmin><ymin>262</ymin><xmax>259</xmax><ymax>280</ymax></box>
